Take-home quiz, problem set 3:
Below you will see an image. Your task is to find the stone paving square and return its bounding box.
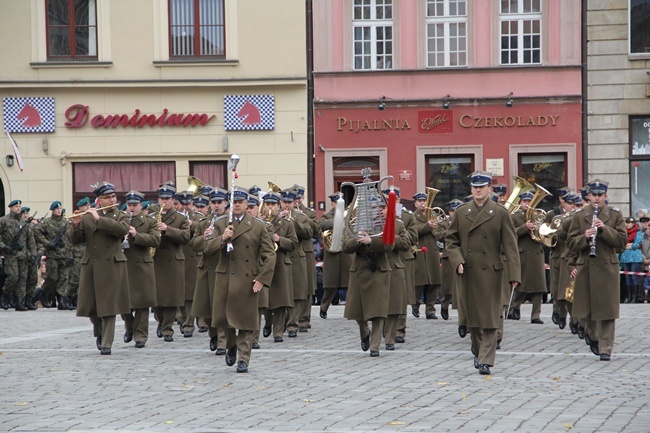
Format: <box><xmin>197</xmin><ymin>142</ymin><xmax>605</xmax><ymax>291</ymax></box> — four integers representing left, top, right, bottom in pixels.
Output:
<box><xmin>0</xmin><ymin>304</ymin><xmax>649</xmax><ymax>433</ymax></box>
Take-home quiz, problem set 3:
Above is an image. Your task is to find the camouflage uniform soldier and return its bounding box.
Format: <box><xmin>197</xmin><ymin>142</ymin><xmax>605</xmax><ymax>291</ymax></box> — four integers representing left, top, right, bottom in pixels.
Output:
<box><xmin>21</xmin><ymin>206</ymin><xmax>41</xmax><ymax>307</ymax></box>
<box><xmin>35</xmin><ymin>201</ymin><xmax>74</xmax><ymax>310</ymax></box>
<box><xmin>0</xmin><ymin>199</ymin><xmax>38</xmax><ymax>311</ymax></box>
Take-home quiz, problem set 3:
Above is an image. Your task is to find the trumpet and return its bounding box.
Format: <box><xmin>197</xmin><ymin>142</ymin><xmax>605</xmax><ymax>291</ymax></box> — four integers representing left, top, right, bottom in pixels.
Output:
<box><xmin>64</xmin><ymin>203</ymin><xmax>119</xmax><ymax>219</ymax></box>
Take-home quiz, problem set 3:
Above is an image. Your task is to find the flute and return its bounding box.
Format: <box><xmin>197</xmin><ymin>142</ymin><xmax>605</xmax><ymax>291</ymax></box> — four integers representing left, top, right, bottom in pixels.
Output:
<box><xmin>589</xmin><ymin>203</ymin><xmax>599</xmax><ymax>258</ymax></box>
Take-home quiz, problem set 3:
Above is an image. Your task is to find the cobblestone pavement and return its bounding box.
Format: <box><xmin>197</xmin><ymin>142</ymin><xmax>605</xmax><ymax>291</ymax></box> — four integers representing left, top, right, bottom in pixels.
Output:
<box><xmin>1</xmin><ymin>304</ymin><xmax>649</xmax><ymax>433</ymax></box>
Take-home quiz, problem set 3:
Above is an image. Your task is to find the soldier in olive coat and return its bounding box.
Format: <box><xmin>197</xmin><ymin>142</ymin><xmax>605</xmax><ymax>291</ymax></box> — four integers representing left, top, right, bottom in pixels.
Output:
<box><xmin>191</xmin><ymin>189</ymin><xmax>229</xmax><ymax>354</ymax></box>
<box><xmin>281</xmin><ymin>190</ymin><xmax>313</xmax><ymax>337</ymax></box>
<box><xmin>176</xmin><ymin>191</ymin><xmax>201</xmax><ymax>338</ymax></box>
<box><xmin>205</xmin><ymin>187</ymin><xmax>276</xmax><ymax>373</ymax></box>
<box><xmin>566</xmin><ymin>180</ymin><xmax>626</xmax><ymax>361</ymax></box>
<box><xmin>387</xmin><ymin>188</ymin><xmax>417</xmax><ymax>344</ymax></box>
<box><xmin>70</xmin><ymin>182</ymin><xmax>130</xmax><ymax>355</ymax></box>
<box><xmin>439</xmin><ymin>199</ymin><xmax>464</xmax><ymax>322</ymax></box>
<box><xmin>384</xmin><ymin>215</ymin><xmax>410</xmax><ymax>350</ymax></box>
<box><xmin>293</xmin><ymin>185</ymin><xmax>322</xmax><ymax>331</ymax></box>
<box><xmin>120</xmin><ymin>191</ymin><xmax>161</xmax><ymax>348</ymax></box>
<box><xmin>152</xmin><ymin>184</ymin><xmax>191</xmax><ymax>342</ymax></box>
<box><xmin>509</xmin><ymin>192</ymin><xmax>548</xmax><ymax>323</ymax></box>
<box><xmin>445</xmin><ymin>171</ymin><xmax>520</xmax><ymax>375</ymax></box>
<box><xmin>262</xmin><ymin>192</ymin><xmax>298</xmax><ymax>341</ymax></box>
<box><xmin>318</xmin><ymin>193</ymin><xmax>354</xmax><ymax>318</ymax></box>
<box><xmin>342</xmin><ymin>197</ymin><xmax>395</xmax><ymax>357</ymax></box>
<box><xmin>412</xmin><ymin>192</ymin><xmax>445</xmax><ymax>319</ymax></box>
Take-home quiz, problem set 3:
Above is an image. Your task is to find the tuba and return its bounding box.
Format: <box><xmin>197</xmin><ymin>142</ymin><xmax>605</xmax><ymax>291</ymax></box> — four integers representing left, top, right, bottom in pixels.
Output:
<box><xmin>504</xmin><ymin>176</ymin><xmax>534</xmax><ymax>213</ymax></box>
<box><xmin>423</xmin><ymin>187</ymin><xmax>447</xmax><ymax>222</ymax></box>
<box><xmin>186</xmin><ymin>176</ymin><xmax>205</xmax><ymax>198</ymax></box>
<box><xmin>341</xmin><ymin>168</ymin><xmax>393</xmax><ymax>239</ymax></box>
<box><xmin>526</xmin><ymin>184</ymin><xmax>553</xmax><ymax>244</ymax></box>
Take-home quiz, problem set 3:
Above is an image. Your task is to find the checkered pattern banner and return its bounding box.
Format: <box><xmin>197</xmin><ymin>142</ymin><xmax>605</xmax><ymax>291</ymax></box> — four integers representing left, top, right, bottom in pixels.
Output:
<box><xmin>224</xmin><ymin>95</ymin><xmax>274</xmax><ymax>131</ymax></box>
<box><xmin>3</xmin><ymin>97</ymin><xmax>56</xmax><ymax>133</ymax></box>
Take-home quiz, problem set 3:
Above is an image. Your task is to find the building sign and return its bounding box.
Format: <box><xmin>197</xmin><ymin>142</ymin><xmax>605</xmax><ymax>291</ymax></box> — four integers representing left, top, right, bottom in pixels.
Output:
<box><xmin>398</xmin><ymin>170</ymin><xmax>412</xmax><ymax>181</ymax></box>
<box><xmin>485</xmin><ymin>158</ymin><xmax>504</xmax><ymax>177</ymax></box>
<box><xmin>459</xmin><ymin>114</ymin><xmax>559</xmax><ymax>128</ymax></box>
<box><xmin>3</xmin><ymin>97</ymin><xmax>56</xmax><ymax>133</ymax></box>
<box><xmin>64</xmin><ymin>105</ymin><xmax>215</xmax><ymax>129</ymax></box>
<box><xmin>418</xmin><ymin>110</ymin><xmax>453</xmax><ymax>133</ymax></box>
<box><xmin>224</xmin><ymin>95</ymin><xmax>275</xmax><ymax>130</ymax></box>
<box><xmin>630</xmin><ymin>115</ymin><xmax>650</xmax><ymax>156</ymax></box>
<box><xmin>336</xmin><ymin>117</ymin><xmax>411</xmax><ymax>133</ymax></box>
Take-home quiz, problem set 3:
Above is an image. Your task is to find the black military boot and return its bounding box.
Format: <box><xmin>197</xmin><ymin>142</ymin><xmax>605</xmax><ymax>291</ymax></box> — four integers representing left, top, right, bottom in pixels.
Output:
<box><xmin>24</xmin><ymin>296</ymin><xmax>37</xmax><ymax>310</ymax></box>
<box><xmin>57</xmin><ymin>294</ymin><xmax>69</xmax><ymax>310</ymax></box>
<box><xmin>10</xmin><ymin>294</ymin><xmax>17</xmax><ymax>309</ymax></box>
<box><xmin>42</xmin><ymin>292</ymin><xmax>53</xmax><ymax>308</ymax></box>
<box><xmin>0</xmin><ymin>292</ymin><xmax>9</xmax><ymax>310</ymax></box>
<box><xmin>15</xmin><ymin>298</ymin><xmax>28</xmax><ymax>311</ymax></box>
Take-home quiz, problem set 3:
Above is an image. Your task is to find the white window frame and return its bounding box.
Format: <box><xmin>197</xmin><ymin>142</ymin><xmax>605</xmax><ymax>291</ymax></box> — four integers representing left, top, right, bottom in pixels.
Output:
<box><xmin>499</xmin><ymin>0</ymin><xmax>542</xmax><ymax>66</ymax></box>
<box><xmin>352</xmin><ymin>0</ymin><xmax>393</xmax><ymax>71</ymax></box>
<box><xmin>425</xmin><ymin>0</ymin><xmax>468</xmax><ymax>68</ymax></box>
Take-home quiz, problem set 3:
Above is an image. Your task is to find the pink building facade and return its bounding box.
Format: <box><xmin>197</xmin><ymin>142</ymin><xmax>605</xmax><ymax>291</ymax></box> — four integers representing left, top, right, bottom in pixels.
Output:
<box><xmin>312</xmin><ymin>0</ymin><xmax>582</xmax><ymax>212</ymax></box>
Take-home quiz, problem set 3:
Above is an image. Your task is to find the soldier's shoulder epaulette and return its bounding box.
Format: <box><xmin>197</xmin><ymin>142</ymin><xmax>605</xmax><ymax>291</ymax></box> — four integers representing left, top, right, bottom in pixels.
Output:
<box><xmin>253</xmin><ymin>216</ymin><xmax>266</xmax><ymax>224</ymax></box>
<box><xmin>214</xmin><ymin>214</ymin><xmax>228</xmax><ymax>222</ymax></box>
<box><xmin>198</xmin><ymin>216</ymin><xmax>209</xmax><ymax>223</ymax></box>
<box><xmin>574</xmin><ymin>208</ymin><xmax>584</xmax><ymax>213</ymax></box>
<box><xmin>403</xmin><ymin>209</ymin><xmax>413</xmax><ymax>214</ymax></box>
<box><xmin>120</xmin><ymin>210</ymin><xmax>128</xmax><ymax>215</ymax></box>
<box><xmin>611</xmin><ymin>207</ymin><xmax>620</xmax><ymax>212</ymax></box>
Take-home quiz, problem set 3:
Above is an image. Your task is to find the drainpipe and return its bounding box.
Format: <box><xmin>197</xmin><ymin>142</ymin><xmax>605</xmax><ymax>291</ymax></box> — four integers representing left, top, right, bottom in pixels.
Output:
<box><xmin>306</xmin><ymin>0</ymin><xmax>315</xmax><ymax>208</ymax></box>
<box><xmin>581</xmin><ymin>0</ymin><xmax>588</xmax><ymax>186</ymax></box>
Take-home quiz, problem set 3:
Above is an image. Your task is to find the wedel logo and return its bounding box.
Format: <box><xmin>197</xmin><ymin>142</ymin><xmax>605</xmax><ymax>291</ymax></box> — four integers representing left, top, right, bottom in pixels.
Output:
<box><xmin>418</xmin><ymin>110</ymin><xmax>453</xmax><ymax>134</ymax></box>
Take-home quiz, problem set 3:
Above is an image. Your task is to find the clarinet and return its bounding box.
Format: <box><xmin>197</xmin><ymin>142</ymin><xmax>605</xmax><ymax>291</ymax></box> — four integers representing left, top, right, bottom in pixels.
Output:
<box><xmin>122</xmin><ymin>212</ymin><xmax>133</xmax><ymax>249</ymax></box>
<box><xmin>589</xmin><ymin>203</ymin><xmax>599</xmax><ymax>258</ymax></box>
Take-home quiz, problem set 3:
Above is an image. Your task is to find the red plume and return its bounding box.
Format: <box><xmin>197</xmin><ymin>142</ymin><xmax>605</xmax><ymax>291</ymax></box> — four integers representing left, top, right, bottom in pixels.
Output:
<box><xmin>382</xmin><ymin>191</ymin><xmax>396</xmax><ymax>245</ymax></box>
<box><xmin>420</xmin><ymin>246</ymin><xmax>428</xmax><ymax>253</ymax></box>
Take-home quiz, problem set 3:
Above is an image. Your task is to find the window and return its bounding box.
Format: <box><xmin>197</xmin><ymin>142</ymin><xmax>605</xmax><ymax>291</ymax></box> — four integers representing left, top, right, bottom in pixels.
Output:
<box><xmin>169</xmin><ymin>0</ymin><xmax>225</xmax><ymax>59</ymax></box>
<box><xmin>189</xmin><ymin>161</ymin><xmax>227</xmax><ymax>189</ymax></box>
<box><xmin>500</xmin><ymin>0</ymin><xmax>541</xmax><ymax>65</ymax></box>
<box><xmin>353</xmin><ymin>0</ymin><xmax>393</xmax><ymax>70</ymax></box>
<box><xmin>72</xmin><ymin>162</ymin><xmax>176</xmax><ymax>207</ymax></box>
<box><xmin>426</xmin><ymin>155</ymin><xmax>474</xmax><ymax>208</ymax></box>
<box><xmin>630</xmin><ymin>116</ymin><xmax>650</xmax><ymax>213</ymax></box>
<box><xmin>426</xmin><ymin>0</ymin><xmax>467</xmax><ymax>67</ymax></box>
<box><xmin>46</xmin><ymin>0</ymin><xmax>97</xmax><ymax>60</ymax></box>
<box><xmin>518</xmin><ymin>153</ymin><xmax>566</xmax><ymax>211</ymax></box>
<box><xmin>630</xmin><ymin>0</ymin><xmax>650</xmax><ymax>54</ymax></box>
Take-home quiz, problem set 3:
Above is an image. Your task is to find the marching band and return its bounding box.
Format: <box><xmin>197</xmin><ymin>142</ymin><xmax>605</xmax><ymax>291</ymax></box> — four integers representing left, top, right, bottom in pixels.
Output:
<box><xmin>0</xmin><ymin>158</ymin><xmax>628</xmax><ymax>374</ymax></box>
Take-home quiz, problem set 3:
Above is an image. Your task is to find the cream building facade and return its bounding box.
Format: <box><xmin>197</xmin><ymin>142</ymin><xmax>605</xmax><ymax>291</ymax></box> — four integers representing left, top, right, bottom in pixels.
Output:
<box><xmin>0</xmin><ymin>0</ymin><xmax>307</xmax><ymax>214</ymax></box>
<box><xmin>588</xmin><ymin>0</ymin><xmax>650</xmax><ymax>215</ymax></box>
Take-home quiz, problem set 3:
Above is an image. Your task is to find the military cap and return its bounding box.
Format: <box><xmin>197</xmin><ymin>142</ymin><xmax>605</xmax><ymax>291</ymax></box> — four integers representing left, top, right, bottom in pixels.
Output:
<box><xmin>158</xmin><ymin>184</ymin><xmax>176</xmax><ymax>198</ymax></box>
<box><xmin>77</xmin><ymin>197</ymin><xmax>90</xmax><ymax>207</ymax></box>
<box><xmin>556</xmin><ymin>186</ymin><xmax>571</xmax><ymax>199</ymax></box>
<box><xmin>281</xmin><ymin>189</ymin><xmax>296</xmax><ymax>202</ymax></box>
<box><xmin>159</xmin><ymin>180</ymin><xmax>176</xmax><ymax>189</ymax></box>
<box><xmin>446</xmin><ymin>199</ymin><xmax>463</xmax><ymax>211</ymax></box>
<box><xmin>124</xmin><ymin>190</ymin><xmax>144</xmax><ymax>204</ymax></box>
<box><xmin>193</xmin><ymin>195</ymin><xmax>209</xmax><ymax>207</ymax></box>
<box><xmin>574</xmin><ymin>197</ymin><xmax>583</xmax><ymax>206</ymax></box>
<box><xmin>21</xmin><ymin>206</ymin><xmax>30</xmax><ymax>213</ymax></box>
<box><xmin>413</xmin><ymin>192</ymin><xmax>427</xmax><ymax>201</ymax></box>
<box><xmin>291</xmin><ymin>184</ymin><xmax>306</xmax><ymax>199</ymax></box>
<box><xmin>247</xmin><ymin>196</ymin><xmax>260</xmax><ymax>207</ymax></box>
<box><xmin>176</xmin><ymin>190</ymin><xmax>193</xmax><ymax>205</ymax></box>
<box><xmin>588</xmin><ymin>179</ymin><xmax>608</xmax><ymax>195</ymax></box>
<box><xmin>492</xmin><ymin>184</ymin><xmax>507</xmax><ymax>196</ymax></box>
<box><xmin>469</xmin><ymin>170</ymin><xmax>492</xmax><ymax>187</ymax></box>
<box><xmin>120</xmin><ymin>203</ymin><xmax>127</xmax><ymax>211</ymax></box>
<box><xmin>329</xmin><ymin>192</ymin><xmax>342</xmax><ymax>202</ymax></box>
<box><xmin>210</xmin><ymin>187</ymin><xmax>228</xmax><ymax>201</ymax></box>
<box><xmin>263</xmin><ymin>192</ymin><xmax>281</xmax><ymax>204</ymax></box>
<box><xmin>49</xmin><ymin>201</ymin><xmax>62</xmax><ymax>211</ymax></box>
<box><xmin>8</xmin><ymin>199</ymin><xmax>22</xmax><ymax>207</ymax></box>
<box><xmin>142</xmin><ymin>201</ymin><xmax>150</xmax><ymax>210</ymax></box>
<box><xmin>563</xmin><ymin>193</ymin><xmax>578</xmax><ymax>204</ymax></box>
<box><xmin>249</xmin><ymin>185</ymin><xmax>262</xmax><ymax>196</ymax></box>
<box><xmin>93</xmin><ymin>181</ymin><xmax>115</xmax><ymax>197</ymax></box>
<box><xmin>519</xmin><ymin>191</ymin><xmax>534</xmax><ymax>201</ymax></box>
<box><xmin>200</xmin><ymin>185</ymin><xmax>214</xmax><ymax>196</ymax></box>
<box><xmin>382</xmin><ymin>187</ymin><xmax>401</xmax><ymax>197</ymax></box>
<box><xmin>580</xmin><ymin>186</ymin><xmax>589</xmax><ymax>199</ymax></box>
<box><xmin>232</xmin><ymin>186</ymin><xmax>249</xmax><ymax>201</ymax></box>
